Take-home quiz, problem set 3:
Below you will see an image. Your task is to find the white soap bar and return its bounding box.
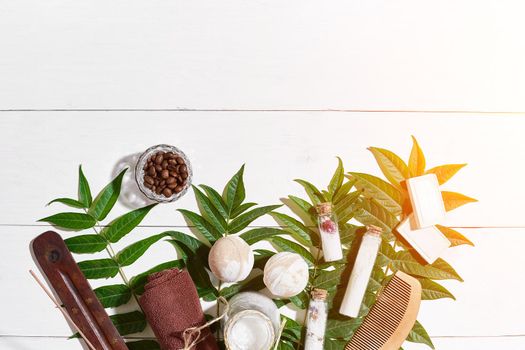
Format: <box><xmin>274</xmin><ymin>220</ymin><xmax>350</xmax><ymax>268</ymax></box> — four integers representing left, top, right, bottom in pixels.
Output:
<box><xmin>406</xmin><ymin>174</ymin><xmax>446</xmax><ymax>229</ymax></box>
<box><xmin>396</xmin><ymin>216</ymin><xmax>451</xmax><ymax>264</ymax></box>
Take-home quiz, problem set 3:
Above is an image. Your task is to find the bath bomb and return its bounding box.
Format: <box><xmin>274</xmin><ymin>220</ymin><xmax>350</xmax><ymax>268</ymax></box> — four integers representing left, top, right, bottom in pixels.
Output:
<box><xmin>208</xmin><ymin>236</ymin><xmax>254</xmax><ymax>282</ymax></box>
<box><xmin>263</xmin><ymin>252</ymin><xmax>309</xmax><ymax>298</ymax></box>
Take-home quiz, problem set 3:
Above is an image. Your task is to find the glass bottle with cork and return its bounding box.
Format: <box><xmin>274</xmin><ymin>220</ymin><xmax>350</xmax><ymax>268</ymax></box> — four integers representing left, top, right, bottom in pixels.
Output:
<box><xmin>304</xmin><ymin>288</ymin><xmax>328</xmax><ymax>350</ymax></box>
<box><xmin>315</xmin><ymin>202</ymin><xmax>343</xmax><ymax>262</ymax></box>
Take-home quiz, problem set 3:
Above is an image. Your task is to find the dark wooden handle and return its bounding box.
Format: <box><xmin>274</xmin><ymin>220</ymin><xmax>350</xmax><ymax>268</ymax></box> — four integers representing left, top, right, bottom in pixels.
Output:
<box><xmin>31</xmin><ymin>231</ymin><xmax>128</xmax><ymax>350</ymax></box>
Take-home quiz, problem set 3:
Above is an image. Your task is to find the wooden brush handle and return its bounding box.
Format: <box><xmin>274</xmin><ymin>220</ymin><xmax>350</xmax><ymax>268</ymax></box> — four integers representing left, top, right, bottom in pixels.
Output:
<box><xmin>30</xmin><ymin>231</ymin><xmax>128</xmax><ymax>350</ymax></box>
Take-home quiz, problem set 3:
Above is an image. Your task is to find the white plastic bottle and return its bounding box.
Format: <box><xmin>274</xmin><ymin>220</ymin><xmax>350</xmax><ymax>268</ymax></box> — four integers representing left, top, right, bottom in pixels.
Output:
<box><xmin>339</xmin><ymin>225</ymin><xmax>382</xmax><ymax>318</ymax></box>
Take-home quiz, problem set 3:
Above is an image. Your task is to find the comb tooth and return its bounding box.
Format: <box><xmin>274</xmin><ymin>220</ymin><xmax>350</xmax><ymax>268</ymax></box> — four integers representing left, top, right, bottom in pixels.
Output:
<box><xmin>345</xmin><ymin>273</ymin><xmax>418</xmax><ymax>350</ymax></box>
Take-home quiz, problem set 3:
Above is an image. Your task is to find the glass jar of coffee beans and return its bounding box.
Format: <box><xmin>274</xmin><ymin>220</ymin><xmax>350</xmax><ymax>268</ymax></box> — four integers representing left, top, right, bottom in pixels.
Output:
<box><xmin>135</xmin><ymin>144</ymin><xmax>192</xmax><ymax>203</ymax></box>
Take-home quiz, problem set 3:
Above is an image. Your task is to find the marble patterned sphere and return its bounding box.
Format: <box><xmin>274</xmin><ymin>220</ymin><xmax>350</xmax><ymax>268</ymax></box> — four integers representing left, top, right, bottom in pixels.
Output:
<box><xmin>263</xmin><ymin>252</ymin><xmax>309</xmax><ymax>298</ymax></box>
<box><xmin>208</xmin><ymin>236</ymin><xmax>254</xmax><ymax>282</ymax></box>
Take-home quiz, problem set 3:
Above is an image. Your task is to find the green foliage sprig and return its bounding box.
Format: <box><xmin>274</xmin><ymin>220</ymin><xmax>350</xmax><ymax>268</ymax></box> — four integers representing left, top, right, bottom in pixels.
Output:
<box><xmin>39</xmin><ymin>137</ymin><xmax>476</xmax><ymax>350</ymax></box>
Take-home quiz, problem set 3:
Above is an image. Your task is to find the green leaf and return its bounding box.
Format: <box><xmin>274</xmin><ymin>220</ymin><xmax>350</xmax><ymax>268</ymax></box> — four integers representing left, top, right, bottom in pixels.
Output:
<box><xmin>240</xmin><ymin>227</ymin><xmax>288</xmax><ymax>245</ymax></box>
<box><xmin>368</xmin><ymin>147</ymin><xmax>410</xmax><ymax>188</ymax></box>
<box><xmin>426</xmin><ymin>164</ymin><xmax>466</xmax><ymax>185</ymax></box>
<box><xmin>220</xmin><ymin>274</ymin><xmax>265</xmax><ymax>299</ymax></box>
<box><xmin>276</xmin><ymin>340</ymin><xmax>296</xmax><ymax>350</ymax></box>
<box><xmin>78</xmin><ymin>165</ymin><xmax>92</xmax><ymax>207</ymax></box>
<box><xmin>117</xmin><ymin>233</ymin><xmax>168</xmax><ymax>267</ymax></box>
<box><xmin>47</xmin><ymin>198</ymin><xmax>85</xmax><ymax>209</ymax></box>
<box><xmin>328</xmin><ymin>157</ymin><xmax>345</xmax><ymax>197</ymax></box>
<box><xmin>193</xmin><ymin>185</ymin><xmax>227</xmax><ymax>231</ymax></box>
<box><xmin>270</xmin><ymin>236</ymin><xmax>314</xmax><ymax>265</ymax></box>
<box><xmin>126</xmin><ymin>340</ymin><xmax>161</xmax><ymax>350</ymax></box>
<box><xmin>110</xmin><ymin>311</ymin><xmax>147</xmax><ymax>336</ymax></box>
<box><xmin>88</xmin><ymin>168</ymin><xmax>127</xmax><ymax>221</ymax></box>
<box><xmin>324</xmin><ymin>338</ymin><xmax>348</xmax><ymax>350</ymax></box>
<box><xmin>406</xmin><ymin>320</ymin><xmax>435</xmax><ymax>349</ymax></box>
<box><xmin>64</xmin><ymin>234</ymin><xmax>107</xmax><ymax>254</ymax></box>
<box><xmin>391</xmin><ymin>251</ymin><xmax>463</xmax><ymax>281</ymax></box>
<box><xmin>130</xmin><ymin>260</ymin><xmax>185</xmax><ymax>294</ymax></box>
<box><xmin>334</xmin><ymin>191</ymin><xmax>361</xmax><ymax>224</ymax></box>
<box><xmin>418</xmin><ymin>278</ymin><xmax>456</xmax><ymax>300</ymax></box>
<box><xmin>166</xmin><ymin>231</ymin><xmax>208</xmax><ymax>254</ymax></box>
<box><xmin>408</xmin><ymin>136</ymin><xmax>426</xmax><ymax>176</ymax></box>
<box><xmin>281</xmin><ymin>316</ymin><xmax>303</xmax><ymax>341</ymax></box>
<box><xmin>254</xmin><ymin>249</ymin><xmax>275</xmax><ymax>270</ymax></box>
<box><xmin>314</xmin><ymin>267</ymin><xmax>345</xmax><ymax>290</ymax></box>
<box><xmin>231</xmin><ymin>202</ymin><xmax>258</xmax><ymax>219</ymax></box>
<box><xmin>38</xmin><ymin>212</ymin><xmax>96</xmax><ymax>230</ymax></box>
<box><xmin>441</xmin><ymin>191</ymin><xmax>478</xmax><ymax>211</ymax></box>
<box><xmin>325</xmin><ymin>318</ymin><xmax>363</xmax><ymax>339</ymax></box>
<box><xmin>270</xmin><ymin>212</ymin><xmax>314</xmax><ymax>246</ymax></box>
<box><xmin>178</xmin><ymin>209</ymin><xmax>222</xmax><ymax>243</ymax></box>
<box><xmin>436</xmin><ymin>225</ymin><xmax>474</xmax><ymax>247</ymax></box>
<box><xmin>199</xmin><ymin>184</ymin><xmax>229</xmax><ymax>221</ymax></box>
<box><xmin>172</xmin><ymin>242</ymin><xmax>216</xmax><ymax>299</ymax></box>
<box><xmin>94</xmin><ymin>284</ymin><xmax>132</xmax><ymax>308</ymax></box>
<box><xmin>347</xmin><ymin>172</ymin><xmax>403</xmax><ymax>215</ymax></box>
<box><xmin>289</xmin><ymin>290</ymin><xmax>309</xmax><ymax>309</ymax></box>
<box><xmin>224</xmin><ymin>165</ymin><xmax>246</xmax><ymax>215</ymax></box>
<box><xmin>228</xmin><ymin>205</ymin><xmax>282</xmax><ymax>234</ymax></box>
<box><xmin>288</xmin><ymin>195</ymin><xmax>314</xmax><ymax>218</ymax></box>
<box><xmin>294</xmin><ymin>179</ymin><xmax>326</xmax><ymax>205</ymax></box>
<box><xmin>101</xmin><ymin>204</ymin><xmax>157</xmax><ymax>243</ymax></box>
<box><xmin>333</xmin><ymin>179</ymin><xmax>356</xmax><ymax>205</ymax></box>
<box><xmin>78</xmin><ymin>258</ymin><xmax>119</xmax><ymax>279</ymax></box>
<box><xmin>354</xmin><ymin>198</ymin><xmax>399</xmax><ymax>232</ymax></box>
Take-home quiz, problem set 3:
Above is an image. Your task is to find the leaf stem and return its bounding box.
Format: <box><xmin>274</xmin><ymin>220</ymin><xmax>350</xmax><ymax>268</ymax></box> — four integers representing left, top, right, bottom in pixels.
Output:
<box><xmin>85</xmin><ymin>210</ymin><xmax>144</xmax><ymax>313</ymax></box>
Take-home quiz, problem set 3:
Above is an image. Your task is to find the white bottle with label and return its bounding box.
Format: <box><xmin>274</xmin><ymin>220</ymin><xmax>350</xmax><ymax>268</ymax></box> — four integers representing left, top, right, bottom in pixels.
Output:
<box><xmin>339</xmin><ymin>225</ymin><xmax>382</xmax><ymax>318</ymax></box>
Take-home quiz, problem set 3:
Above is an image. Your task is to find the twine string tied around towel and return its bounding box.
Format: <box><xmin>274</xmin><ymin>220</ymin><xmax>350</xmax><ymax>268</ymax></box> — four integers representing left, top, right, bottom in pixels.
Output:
<box><xmin>180</xmin><ymin>296</ymin><xmax>229</xmax><ymax>350</ymax></box>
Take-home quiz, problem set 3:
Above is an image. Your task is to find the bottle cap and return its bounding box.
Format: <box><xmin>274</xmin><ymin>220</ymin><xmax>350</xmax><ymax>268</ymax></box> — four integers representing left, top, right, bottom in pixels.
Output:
<box><xmin>311</xmin><ymin>288</ymin><xmax>328</xmax><ymax>300</ymax></box>
<box><xmin>315</xmin><ymin>202</ymin><xmax>333</xmax><ymax>216</ymax></box>
<box><xmin>366</xmin><ymin>225</ymin><xmax>383</xmax><ymax>237</ymax></box>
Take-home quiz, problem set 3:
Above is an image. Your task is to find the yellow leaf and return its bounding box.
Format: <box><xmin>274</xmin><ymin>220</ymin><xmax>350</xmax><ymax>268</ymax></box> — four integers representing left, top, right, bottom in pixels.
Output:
<box><xmin>368</xmin><ymin>147</ymin><xmax>409</xmax><ymax>188</ymax></box>
<box><xmin>408</xmin><ymin>136</ymin><xmax>426</xmax><ymax>177</ymax></box>
<box><xmin>426</xmin><ymin>164</ymin><xmax>466</xmax><ymax>185</ymax></box>
<box><xmin>441</xmin><ymin>191</ymin><xmax>477</xmax><ymax>211</ymax></box>
<box><xmin>436</xmin><ymin>225</ymin><xmax>474</xmax><ymax>247</ymax></box>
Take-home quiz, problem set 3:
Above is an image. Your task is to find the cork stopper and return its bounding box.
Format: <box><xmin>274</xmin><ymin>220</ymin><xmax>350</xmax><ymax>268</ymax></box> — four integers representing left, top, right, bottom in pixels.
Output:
<box><xmin>311</xmin><ymin>288</ymin><xmax>328</xmax><ymax>301</ymax></box>
<box><xmin>366</xmin><ymin>225</ymin><xmax>383</xmax><ymax>237</ymax></box>
<box><xmin>315</xmin><ymin>202</ymin><xmax>333</xmax><ymax>216</ymax></box>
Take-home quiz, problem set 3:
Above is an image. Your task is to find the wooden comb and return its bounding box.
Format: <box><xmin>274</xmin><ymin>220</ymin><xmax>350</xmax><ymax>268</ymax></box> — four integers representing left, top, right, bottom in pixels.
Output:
<box><xmin>30</xmin><ymin>231</ymin><xmax>128</xmax><ymax>350</ymax></box>
<box><xmin>345</xmin><ymin>271</ymin><xmax>421</xmax><ymax>350</ymax></box>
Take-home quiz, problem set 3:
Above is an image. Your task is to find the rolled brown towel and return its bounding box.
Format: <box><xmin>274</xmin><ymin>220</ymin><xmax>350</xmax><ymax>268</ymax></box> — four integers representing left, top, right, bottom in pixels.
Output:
<box><xmin>139</xmin><ymin>268</ymin><xmax>219</xmax><ymax>350</ymax></box>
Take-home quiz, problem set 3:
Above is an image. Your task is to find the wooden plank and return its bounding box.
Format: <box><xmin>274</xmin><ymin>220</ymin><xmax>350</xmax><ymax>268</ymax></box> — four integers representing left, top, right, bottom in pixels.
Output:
<box><xmin>1</xmin><ymin>1</ymin><xmax>525</xmax><ymax>111</ymax></box>
<box><xmin>0</xmin><ymin>113</ymin><xmax>523</xmax><ymax>227</ymax></box>
<box><xmin>0</xmin><ymin>335</ymin><xmax>522</xmax><ymax>350</ymax></box>
<box><xmin>2</xmin><ymin>226</ymin><xmax>523</xmax><ymax>339</ymax></box>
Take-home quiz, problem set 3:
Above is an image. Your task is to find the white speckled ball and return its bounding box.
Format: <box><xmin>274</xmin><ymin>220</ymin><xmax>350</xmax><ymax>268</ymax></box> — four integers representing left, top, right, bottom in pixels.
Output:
<box><xmin>208</xmin><ymin>236</ymin><xmax>254</xmax><ymax>282</ymax></box>
<box><xmin>263</xmin><ymin>252</ymin><xmax>309</xmax><ymax>298</ymax></box>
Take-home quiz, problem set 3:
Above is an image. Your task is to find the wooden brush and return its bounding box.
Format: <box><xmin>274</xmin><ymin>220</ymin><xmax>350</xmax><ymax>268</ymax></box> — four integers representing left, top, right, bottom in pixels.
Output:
<box><xmin>30</xmin><ymin>231</ymin><xmax>128</xmax><ymax>350</ymax></box>
<box><xmin>345</xmin><ymin>271</ymin><xmax>421</xmax><ymax>350</ymax></box>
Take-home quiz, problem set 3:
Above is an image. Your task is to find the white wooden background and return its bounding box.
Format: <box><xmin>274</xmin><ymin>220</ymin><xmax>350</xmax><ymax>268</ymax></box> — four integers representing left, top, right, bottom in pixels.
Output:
<box><xmin>1</xmin><ymin>1</ymin><xmax>525</xmax><ymax>349</ymax></box>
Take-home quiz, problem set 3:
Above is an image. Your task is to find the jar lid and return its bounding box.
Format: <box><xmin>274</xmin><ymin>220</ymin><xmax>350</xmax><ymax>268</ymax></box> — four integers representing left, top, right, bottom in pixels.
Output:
<box><xmin>315</xmin><ymin>202</ymin><xmax>333</xmax><ymax>216</ymax></box>
<box><xmin>311</xmin><ymin>288</ymin><xmax>328</xmax><ymax>300</ymax></box>
<box><xmin>366</xmin><ymin>225</ymin><xmax>383</xmax><ymax>237</ymax></box>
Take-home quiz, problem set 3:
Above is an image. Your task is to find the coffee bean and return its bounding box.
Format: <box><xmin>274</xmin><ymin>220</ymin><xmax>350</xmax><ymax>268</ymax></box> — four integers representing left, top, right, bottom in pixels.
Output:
<box><xmin>169</xmin><ymin>170</ymin><xmax>177</xmax><ymax>177</ymax></box>
<box><xmin>176</xmin><ymin>157</ymin><xmax>184</xmax><ymax>164</ymax></box>
<box><xmin>144</xmin><ymin>176</ymin><xmax>154</xmax><ymax>185</ymax></box>
<box><xmin>155</xmin><ymin>164</ymin><xmax>163</xmax><ymax>172</ymax></box>
<box><xmin>161</xmin><ymin>169</ymin><xmax>169</xmax><ymax>179</ymax></box>
<box><xmin>168</xmin><ymin>159</ymin><xmax>177</xmax><ymax>166</ymax></box>
<box><xmin>180</xmin><ymin>164</ymin><xmax>187</xmax><ymax>173</ymax></box>
<box><xmin>175</xmin><ymin>185</ymin><xmax>183</xmax><ymax>193</ymax></box>
<box><xmin>147</xmin><ymin>166</ymin><xmax>155</xmax><ymax>176</ymax></box>
<box><xmin>144</xmin><ymin>182</ymin><xmax>152</xmax><ymax>189</ymax></box>
<box><xmin>181</xmin><ymin>172</ymin><xmax>188</xmax><ymax>180</ymax></box>
<box><xmin>168</xmin><ymin>183</ymin><xmax>178</xmax><ymax>189</ymax></box>
<box><xmin>167</xmin><ymin>177</ymin><xmax>176</xmax><ymax>184</ymax></box>
<box><xmin>162</xmin><ymin>188</ymin><xmax>173</xmax><ymax>197</ymax></box>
